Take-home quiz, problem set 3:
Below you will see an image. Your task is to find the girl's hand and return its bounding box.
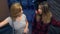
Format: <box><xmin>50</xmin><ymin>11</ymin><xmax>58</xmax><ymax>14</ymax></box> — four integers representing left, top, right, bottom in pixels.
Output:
<box><xmin>24</xmin><ymin>28</ymin><xmax>29</xmax><ymax>34</ymax></box>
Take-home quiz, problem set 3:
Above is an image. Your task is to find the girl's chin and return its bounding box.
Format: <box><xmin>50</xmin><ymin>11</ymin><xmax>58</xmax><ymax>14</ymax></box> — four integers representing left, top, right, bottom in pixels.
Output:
<box><xmin>38</xmin><ymin>12</ymin><xmax>42</xmax><ymax>14</ymax></box>
<box><xmin>38</xmin><ymin>13</ymin><xmax>42</xmax><ymax>15</ymax></box>
<box><xmin>37</xmin><ymin>14</ymin><xmax>42</xmax><ymax>16</ymax></box>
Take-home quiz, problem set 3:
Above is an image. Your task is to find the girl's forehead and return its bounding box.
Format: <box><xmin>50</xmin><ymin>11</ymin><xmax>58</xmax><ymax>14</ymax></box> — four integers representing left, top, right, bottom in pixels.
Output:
<box><xmin>39</xmin><ymin>5</ymin><xmax>43</xmax><ymax>7</ymax></box>
<box><xmin>38</xmin><ymin>5</ymin><xmax>43</xmax><ymax>9</ymax></box>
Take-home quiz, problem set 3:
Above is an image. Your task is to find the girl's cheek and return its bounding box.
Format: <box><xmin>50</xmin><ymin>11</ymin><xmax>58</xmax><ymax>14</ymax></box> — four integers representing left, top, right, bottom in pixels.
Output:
<box><xmin>38</xmin><ymin>11</ymin><xmax>42</xmax><ymax>14</ymax></box>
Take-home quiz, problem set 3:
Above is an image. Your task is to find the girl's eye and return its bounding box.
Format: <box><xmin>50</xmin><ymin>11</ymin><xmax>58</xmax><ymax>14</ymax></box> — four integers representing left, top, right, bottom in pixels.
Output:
<box><xmin>38</xmin><ymin>7</ymin><xmax>42</xmax><ymax>9</ymax></box>
<box><xmin>38</xmin><ymin>8</ymin><xmax>42</xmax><ymax>10</ymax></box>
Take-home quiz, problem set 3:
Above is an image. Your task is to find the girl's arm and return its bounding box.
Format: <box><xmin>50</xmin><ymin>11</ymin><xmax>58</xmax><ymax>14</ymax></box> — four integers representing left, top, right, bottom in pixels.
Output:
<box><xmin>51</xmin><ymin>18</ymin><xmax>60</xmax><ymax>27</ymax></box>
<box><xmin>25</xmin><ymin>19</ymin><xmax>29</xmax><ymax>29</ymax></box>
<box><xmin>0</xmin><ymin>17</ymin><xmax>9</xmax><ymax>28</ymax></box>
<box><xmin>24</xmin><ymin>19</ymin><xmax>29</xmax><ymax>33</ymax></box>
<box><xmin>49</xmin><ymin>12</ymin><xmax>60</xmax><ymax>27</ymax></box>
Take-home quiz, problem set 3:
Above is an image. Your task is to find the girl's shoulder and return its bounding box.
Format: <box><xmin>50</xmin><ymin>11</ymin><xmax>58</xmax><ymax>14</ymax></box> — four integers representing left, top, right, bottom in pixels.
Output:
<box><xmin>22</xmin><ymin>14</ymin><xmax>26</xmax><ymax>18</ymax></box>
<box><xmin>6</xmin><ymin>16</ymin><xmax>12</xmax><ymax>22</ymax></box>
<box><xmin>7</xmin><ymin>16</ymin><xmax>12</xmax><ymax>19</ymax></box>
<box><xmin>6</xmin><ymin>16</ymin><xmax>11</xmax><ymax>20</ymax></box>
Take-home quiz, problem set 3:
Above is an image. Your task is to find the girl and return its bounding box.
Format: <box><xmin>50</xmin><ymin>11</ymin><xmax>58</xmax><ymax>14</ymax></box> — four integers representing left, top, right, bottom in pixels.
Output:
<box><xmin>0</xmin><ymin>3</ymin><xmax>29</xmax><ymax>34</ymax></box>
<box><xmin>32</xmin><ymin>1</ymin><xmax>60</xmax><ymax>34</ymax></box>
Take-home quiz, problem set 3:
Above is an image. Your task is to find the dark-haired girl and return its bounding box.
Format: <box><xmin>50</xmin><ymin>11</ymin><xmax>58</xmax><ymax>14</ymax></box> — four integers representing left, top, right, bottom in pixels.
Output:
<box><xmin>32</xmin><ymin>1</ymin><xmax>60</xmax><ymax>34</ymax></box>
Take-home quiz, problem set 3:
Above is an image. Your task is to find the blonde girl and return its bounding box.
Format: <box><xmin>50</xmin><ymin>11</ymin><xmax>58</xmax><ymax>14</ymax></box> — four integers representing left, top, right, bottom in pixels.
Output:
<box><xmin>0</xmin><ymin>3</ymin><xmax>29</xmax><ymax>34</ymax></box>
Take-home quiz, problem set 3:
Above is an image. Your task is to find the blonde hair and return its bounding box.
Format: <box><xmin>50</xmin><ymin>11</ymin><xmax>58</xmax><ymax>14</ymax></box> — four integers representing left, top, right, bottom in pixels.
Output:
<box><xmin>10</xmin><ymin>3</ymin><xmax>22</xmax><ymax>20</ymax></box>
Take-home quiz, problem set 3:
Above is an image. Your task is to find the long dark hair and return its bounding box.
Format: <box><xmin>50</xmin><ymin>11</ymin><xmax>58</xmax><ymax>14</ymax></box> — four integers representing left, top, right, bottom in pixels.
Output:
<box><xmin>36</xmin><ymin>1</ymin><xmax>52</xmax><ymax>23</ymax></box>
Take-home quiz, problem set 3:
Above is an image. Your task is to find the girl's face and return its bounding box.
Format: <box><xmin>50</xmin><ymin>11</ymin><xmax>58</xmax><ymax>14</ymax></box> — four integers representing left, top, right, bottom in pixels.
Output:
<box><xmin>38</xmin><ymin>5</ymin><xmax>42</xmax><ymax>15</ymax></box>
<box><xmin>16</xmin><ymin>10</ymin><xmax>23</xmax><ymax>16</ymax></box>
<box><xmin>19</xmin><ymin>10</ymin><xmax>23</xmax><ymax>15</ymax></box>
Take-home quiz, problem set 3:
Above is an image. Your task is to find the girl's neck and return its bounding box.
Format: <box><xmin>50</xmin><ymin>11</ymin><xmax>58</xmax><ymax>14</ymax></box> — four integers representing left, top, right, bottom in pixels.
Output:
<box><xmin>18</xmin><ymin>13</ymin><xmax>23</xmax><ymax>17</ymax></box>
<box><xmin>13</xmin><ymin>14</ymin><xmax>22</xmax><ymax>21</ymax></box>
